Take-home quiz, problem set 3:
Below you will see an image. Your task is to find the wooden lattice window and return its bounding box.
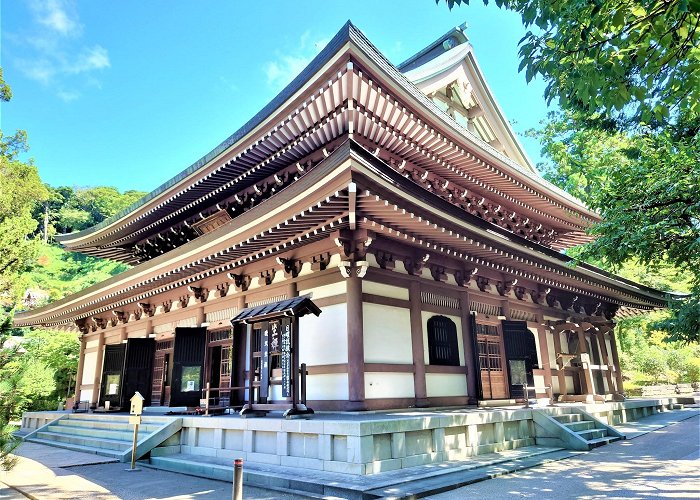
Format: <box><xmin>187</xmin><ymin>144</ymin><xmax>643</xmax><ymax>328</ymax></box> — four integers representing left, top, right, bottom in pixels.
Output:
<box><xmin>427</xmin><ymin>316</ymin><xmax>460</xmax><ymax>366</ymax></box>
<box><xmin>478</xmin><ymin>339</ymin><xmax>503</xmax><ymax>371</ymax></box>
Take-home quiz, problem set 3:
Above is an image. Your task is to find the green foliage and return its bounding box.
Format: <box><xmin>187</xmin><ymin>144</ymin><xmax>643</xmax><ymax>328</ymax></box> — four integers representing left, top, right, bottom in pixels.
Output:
<box><xmin>39</xmin><ymin>185</ymin><xmax>147</xmax><ymax>236</ymax></box>
<box><xmin>23</xmin><ymin>244</ymin><xmax>129</xmax><ymax>303</ymax></box>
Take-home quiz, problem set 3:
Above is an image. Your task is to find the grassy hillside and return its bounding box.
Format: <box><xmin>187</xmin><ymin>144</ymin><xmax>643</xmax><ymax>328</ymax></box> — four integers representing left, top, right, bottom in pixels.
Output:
<box><xmin>22</xmin><ymin>244</ymin><xmax>129</xmax><ymax>306</ymax></box>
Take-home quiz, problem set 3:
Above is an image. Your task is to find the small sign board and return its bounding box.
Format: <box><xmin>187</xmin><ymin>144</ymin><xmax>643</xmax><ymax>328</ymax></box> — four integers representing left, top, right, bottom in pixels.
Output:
<box><xmin>281</xmin><ymin>319</ymin><xmax>292</xmax><ymax>397</ymax></box>
<box><xmin>130</xmin><ymin>391</ymin><xmax>145</xmax><ymax>415</ymax></box>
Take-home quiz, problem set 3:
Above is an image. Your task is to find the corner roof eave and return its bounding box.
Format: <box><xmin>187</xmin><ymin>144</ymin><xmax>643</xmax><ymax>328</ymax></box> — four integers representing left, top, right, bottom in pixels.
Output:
<box><xmin>57</xmin><ymin>20</ymin><xmax>598</xmax><ymax>255</ymax></box>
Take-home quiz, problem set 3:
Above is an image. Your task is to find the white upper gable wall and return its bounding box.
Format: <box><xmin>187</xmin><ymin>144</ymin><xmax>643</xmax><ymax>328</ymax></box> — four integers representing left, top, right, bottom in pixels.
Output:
<box><xmin>400</xmin><ymin>27</ymin><xmax>538</xmax><ymax>175</ymax></box>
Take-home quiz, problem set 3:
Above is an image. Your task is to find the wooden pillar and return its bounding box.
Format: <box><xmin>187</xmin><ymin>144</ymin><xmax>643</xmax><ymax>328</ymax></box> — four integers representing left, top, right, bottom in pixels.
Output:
<box><xmin>608</xmin><ymin>327</ymin><xmax>624</xmax><ymax>394</ymax></box>
<box><xmin>90</xmin><ymin>331</ymin><xmax>105</xmax><ymax>409</ymax></box>
<box><xmin>346</xmin><ymin>274</ymin><xmax>365</xmax><ymax>408</ymax></box>
<box><xmin>596</xmin><ymin>330</ymin><xmax>614</xmax><ymax>394</ymax></box>
<box><xmin>459</xmin><ymin>291</ymin><xmax>478</xmax><ymax>405</ymax></box>
<box><xmin>409</xmin><ymin>281</ymin><xmax>428</xmax><ymax>407</ymax></box>
<box><xmin>552</xmin><ymin>327</ymin><xmax>567</xmax><ymax>397</ymax></box>
<box><xmin>73</xmin><ymin>335</ymin><xmax>87</xmax><ymax>408</ymax></box>
<box><xmin>536</xmin><ymin>319</ymin><xmax>553</xmax><ymax>398</ymax></box>
<box><xmin>577</xmin><ymin>327</ymin><xmax>594</xmax><ymax>395</ymax></box>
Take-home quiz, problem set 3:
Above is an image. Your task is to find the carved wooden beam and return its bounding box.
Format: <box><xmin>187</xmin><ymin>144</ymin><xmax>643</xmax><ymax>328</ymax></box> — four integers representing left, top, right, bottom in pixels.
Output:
<box><xmin>429</xmin><ymin>264</ymin><xmax>448</xmax><ymax>282</ymax></box>
<box><xmin>276</xmin><ymin>257</ymin><xmax>302</xmax><ymax>278</ymax></box>
<box><xmin>112</xmin><ymin>310</ymin><xmax>128</xmax><ymax>324</ymax></box>
<box><xmin>179</xmin><ymin>295</ymin><xmax>190</xmax><ymax>309</ymax></box>
<box><xmin>227</xmin><ymin>273</ymin><xmax>251</xmax><ymax>292</ymax></box>
<box><xmin>454</xmin><ymin>266</ymin><xmax>478</xmax><ymax>287</ymax></box>
<box><xmin>514</xmin><ymin>285</ymin><xmax>527</xmax><ymax>301</ymax></box>
<box><xmin>75</xmin><ymin>318</ymin><xmax>89</xmax><ymax>335</ymax></box>
<box><xmin>375</xmin><ymin>250</ymin><xmax>395</xmax><ymax>270</ymax></box>
<box><xmin>216</xmin><ymin>282</ymin><xmax>230</xmax><ymax>298</ymax></box>
<box><xmin>310</xmin><ymin>252</ymin><xmax>331</xmax><ymax>272</ymax></box>
<box><xmin>476</xmin><ymin>276</ymin><xmax>491</xmax><ymax>293</ymax></box>
<box><xmin>93</xmin><ymin>317</ymin><xmax>108</xmax><ymax>330</ymax></box>
<box><xmin>404</xmin><ymin>253</ymin><xmax>430</xmax><ymax>276</ymax></box>
<box><xmin>260</xmin><ymin>269</ymin><xmax>275</xmax><ymax>286</ymax></box>
<box><xmin>162</xmin><ymin>300</ymin><xmax>172</xmax><ymax>313</ymax></box>
<box><xmin>187</xmin><ymin>286</ymin><xmax>208</xmax><ymax>303</ymax></box>
<box><xmin>139</xmin><ymin>303</ymin><xmax>155</xmax><ymax>318</ymax></box>
<box><xmin>497</xmin><ymin>279</ymin><xmax>517</xmax><ymax>297</ymax></box>
<box><xmin>133</xmin><ymin>307</ymin><xmax>143</xmax><ymax>321</ymax></box>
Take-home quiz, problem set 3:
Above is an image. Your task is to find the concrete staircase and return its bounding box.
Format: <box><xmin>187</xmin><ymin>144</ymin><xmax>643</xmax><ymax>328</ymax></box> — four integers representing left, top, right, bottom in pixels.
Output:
<box><xmin>533</xmin><ymin>408</ymin><xmax>624</xmax><ymax>451</ymax></box>
<box><xmin>24</xmin><ymin>413</ymin><xmax>182</xmax><ymax>462</ymax></box>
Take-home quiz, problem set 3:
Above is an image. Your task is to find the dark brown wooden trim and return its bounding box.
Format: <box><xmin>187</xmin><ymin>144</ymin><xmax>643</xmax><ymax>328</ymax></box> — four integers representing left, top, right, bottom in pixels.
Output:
<box><xmin>408</xmin><ymin>281</ymin><xmax>428</xmax><ymax>407</ymax></box>
<box><xmin>459</xmin><ymin>291</ymin><xmax>478</xmax><ymax>405</ymax></box>
<box><xmin>425</xmin><ymin>365</ymin><xmax>467</xmax><ymax>374</ymax></box>
<box><xmin>362</xmin><ymin>293</ymin><xmax>410</xmax><ymax>309</ymax></box>
<box><xmin>306</xmin><ymin>363</ymin><xmax>348</xmax><ymax>375</ymax></box>
<box><xmin>365</xmin><ymin>363</ymin><xmax>414</xmax><ymax>373</ymax></box>
<box><xmin>346</xmin><ymin>275</ymin><xmax>365</xmax><ymax>405</ymax></box>
<box><xmin>311</xmin><ymin>294</ymin><xmax>347</xmax><ymax>308</ymax></box>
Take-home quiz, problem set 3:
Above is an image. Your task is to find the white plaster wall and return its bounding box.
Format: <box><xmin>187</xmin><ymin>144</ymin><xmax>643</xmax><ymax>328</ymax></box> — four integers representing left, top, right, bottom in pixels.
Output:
<box><xmin>86</xmin><ymin>339</ymin><xmax>99</xmax><ymax>349</ymax></box>
<box><xmin>299</xmin><ymin>303</ymin><xmax>347</xmax><ymax>366</ymax></box>
<box><xmin>533</xmin><ymin>374</ymin><xmax>546</xmax><ymax>393</ymax></box>
<box><xmin>80</xmin><ymin>389</ymin><xmax>93</xmax><ymax>403</ymax></box>
<box><xmin>127</xmin><ymin>329</ymin><xmax>147</xmax><ymax>338</ymax></box>
<box><xmin>426</xmin><ymin>373</ymin><xmax>467</xmax><ymax>397</ymax></box>
<box><xmin>605</xmin><ymin>338</ymin><xmax>613</xmax><ymax>364</ymax></box>
<box><xmin>82</xmin><ymin>351</ymin><xmax>98</xmax><ymax>386</ymax></box>
<box><xmin>362</xmin><ymin>281</ymin><xmax>409</xmax><ymax>300</ymax></box>
<box><xmin>546</xmin><ymin>331</ymin><xmax>557</xmax><ymax>366</ymax></box>
<box><xmin>306</xmin><ymin>373</ymin><xmax>349</xmax><ymax>400</ymax></box>
<box><xmin>299</xmin><ymin>280</ymin><xmax>346</xmax><ymax>300</ymax></box>
<box><xmin>528</xmin><ymin>327</ymin><xmax>543</xmax><ymax>368</ymax></box>
<box><xmin>363</xmin><ymin>304</ymin><xmax>413</xmax><ymax>364</ymax></box>
<box><xmin>565</xmin><ymin>375</ymin><xmax>575</xmax><ymax>393</ymax></box>
<box><xmin>421</xmin><ymin>312</ymin><xmax>465</xmax><ymax>366</ymax></box>
<box><xmin>365</xmin><ymin>372</ymin><xmax>415</xmax><ymax>399</ymax></box>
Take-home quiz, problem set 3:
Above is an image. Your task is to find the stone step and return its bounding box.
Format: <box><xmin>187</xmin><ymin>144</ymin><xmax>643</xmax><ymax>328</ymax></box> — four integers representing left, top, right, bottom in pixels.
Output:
<box><xmin>26</xmin><ymin>437</ymin><xmax>124</xmax><ymax>460</ymax></box>
<box><xmin>36</xmin><ymin>431</ymin><xmax>131</xmax><ymax>451</ymax></box>
<box><xmin>47</xmin><ymin>424</ymin><xmax>150</xmax><ymax>442</ymax></box>
<box><xmin>553</xmin><ymin>414</ymin><xmax>582</xmax><ymax>424</ymax></box>
<box><xmin>577</xmin><ymin>429</ymin><xmax>607</xmax><ymax>441</ymax></box>
<box><xmin>585</xmin><ymin>436</ymin><xmax>622</xmax><ymax>448</ymax></box>
<box><xmin>563</xmin><ymin>421</ymin><xmax>595</xmax><ymax>432</ymax></box>
<box><xmin>56</xmin><ymin>419</ymin><xmax>161</xmax><ymax>433</ymax></box>
<box><xmin>65</xmin><ymin>414</ymin><xmax>169</xmax><ymax>425</ymax></box>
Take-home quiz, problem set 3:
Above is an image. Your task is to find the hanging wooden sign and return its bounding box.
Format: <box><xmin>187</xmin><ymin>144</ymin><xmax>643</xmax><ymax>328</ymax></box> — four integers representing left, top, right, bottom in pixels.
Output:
<box><xmin>281</xmin><ymin>318</ymin><xmax>292</xmax><ymax>398</ymax></box>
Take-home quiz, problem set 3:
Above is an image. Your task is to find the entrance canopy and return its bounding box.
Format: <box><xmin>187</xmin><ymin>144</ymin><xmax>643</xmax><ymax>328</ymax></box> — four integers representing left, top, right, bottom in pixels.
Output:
<box><xmin>231</xmin><ymin>296</ymin><xmax>321</xmax><ymax>324</ymax></box>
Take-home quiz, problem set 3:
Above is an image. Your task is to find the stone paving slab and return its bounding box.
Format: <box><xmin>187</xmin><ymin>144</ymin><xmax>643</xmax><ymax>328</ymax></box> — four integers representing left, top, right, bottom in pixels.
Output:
<box><xmin>613</xmin><ymin>406</ymin><xmax>699</xmax><ymax>439</ymax></box>
<box><xmin>148</xmin><ymin>445</ymin><xmax>566</xmax><ymax>495</ymax></box>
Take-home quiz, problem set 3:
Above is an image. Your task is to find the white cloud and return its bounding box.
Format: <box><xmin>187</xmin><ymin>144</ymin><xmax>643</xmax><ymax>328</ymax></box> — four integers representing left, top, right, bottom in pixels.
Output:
<box><xmin>29</xmin><ymin>0</ymin><xmax>81</xmax><ymax>37</ymax></box>
<box><xmin>57</xmin><ymin>89</ymin><xmax>80</xmax><ymax>101</ymax></box>
<box><xmin>10</xmin><ymin>1</ymin><xmax>110</xmax><ymax>101</ymax></box>
<box><xmin>264</xmin><ymin>31</ymin><xmax>330</xmax><ymax>90</ymax></box>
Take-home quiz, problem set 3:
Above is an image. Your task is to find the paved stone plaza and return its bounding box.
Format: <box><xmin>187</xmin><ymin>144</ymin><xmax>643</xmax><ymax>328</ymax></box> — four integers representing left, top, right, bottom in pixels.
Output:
<box><xmin>2</xmin><ymin>408</ymin><xmax>698</xmax><ymax>499</ymax></box>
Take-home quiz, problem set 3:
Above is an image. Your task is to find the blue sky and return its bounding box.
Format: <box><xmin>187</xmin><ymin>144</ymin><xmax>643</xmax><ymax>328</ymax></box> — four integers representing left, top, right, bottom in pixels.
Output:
<box><xmin>1</xmin><ymin>1</ymin><xmax>553</xmax><ymax>193</ymax></box>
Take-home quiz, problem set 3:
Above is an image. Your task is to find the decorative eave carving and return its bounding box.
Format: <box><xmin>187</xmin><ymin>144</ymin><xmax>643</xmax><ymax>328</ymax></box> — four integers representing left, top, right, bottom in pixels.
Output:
<box><xmin>179</xmin><ymin>295</ymin><xmax>190</xmax><ymax>309</ymax></box>
<box><xmin>139</xmin><ymin>302</ymin><xmax>155</xmax><ymax>318</ymax></box>
<box><xmin>514</xmin><ymin>285</ymin><xmax>527</xmax><ymax>300</ymax></box>
<box><xmin>187</xmin><ymin>286</ymin><xmax>208</xmax><ymax>303</ymax></box>
<box><xmin>375</xmin><ymin>250</ymin><xmax>395</xmax><ymax>270</ymax></box>
<box><xmin>476</xmin><ymin>276</ymin><xmax>491</xmax><ymax>293</ymax></box>
<box><xmin>75</xmin><ymin>318</ymin><xmax>89</xmax><ymax>335</ymax></box>
<box><xmin>216</xmin><ymin>282</ymin><xmax>230</xmax><ymax>298</ymax></box>
<box><xmin>112</xmin><ymin>310</ymin><xmax>128</xmax><ymax>324</ymax></box>
<box><xmin>310</xmin><ymin>252</ymin><xmax>331</xmax><ymax>272</ymax></box>
<box><xmin>93</xmin><ymin>317</ymin><xmax>108</xmax><ymax>330</ymax></box>
<box><xmin>162</xmin><ymin>300</ymin><xmax>172</xmax><ymax>313</ymax></box>
<box><xmin>227</xmin><ymin>273</ymin><xmax>251</xmax><ymax>292</ymax></box>
<box><xmin>454</xmin><ymin>266</ymin><xmax>477</xmax><ymax>287</ymax></box>
<box><xmin>497</xmin><ymin>279</ymin><xmax>517</xmax><ymax>297</ymax></box>
<box><xmin>429</xmin><ymin>264</ymin><xmax>448</xmax><ymax>282</ymax></box>
<box><xmin>404</xmin><ymin>253</ymin><xmax>430</xmax><ymax>276</ymax></box>
<box><xmin>276</xmin><ymin>257</ymin><xmax>302</xmax><ymax>278</ymax></box>
<box><xmin>260</xmin><ymin>269</ymin><xmax>275</xmax><ymax>286</ymax></box>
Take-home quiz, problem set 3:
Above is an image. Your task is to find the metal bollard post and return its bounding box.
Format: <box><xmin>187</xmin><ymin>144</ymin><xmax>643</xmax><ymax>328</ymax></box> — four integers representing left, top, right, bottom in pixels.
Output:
<box><xmin>232</xmin><ymin>458</ymin><xmax>243</xmax><ymax>500</ymax></box>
